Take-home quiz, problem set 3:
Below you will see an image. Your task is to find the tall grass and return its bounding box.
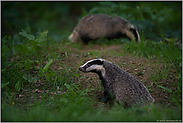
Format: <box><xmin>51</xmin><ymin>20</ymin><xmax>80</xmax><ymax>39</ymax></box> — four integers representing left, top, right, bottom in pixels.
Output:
<box><xmin>2</xmin><ymin>93</ymin><xmax>182</xmax><ymax>122</ymax></box>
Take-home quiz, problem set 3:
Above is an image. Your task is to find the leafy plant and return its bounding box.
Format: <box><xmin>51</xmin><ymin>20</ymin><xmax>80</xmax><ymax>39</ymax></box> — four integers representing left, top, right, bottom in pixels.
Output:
<box><xmin>18</xmin><ymin>30</ymin><xmax>48</xmax><ymax>57</ymax></box>
<box><xmin>1</xmin><ymin>30</ymin><xmax>52</xmax><ymax>92</ymax></box>
<box><xmin>39</xmin><ymin>59</ymin><xmax>54</xmax><ymax>80</ymax></box>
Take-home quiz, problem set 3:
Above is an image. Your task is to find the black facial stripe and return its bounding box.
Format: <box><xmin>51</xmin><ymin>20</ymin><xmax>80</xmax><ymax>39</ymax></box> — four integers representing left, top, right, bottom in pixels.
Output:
<box><xmin>85</xmin><ymin>60</ymin><xmax>103</xmax><ymax>68</ymax></box>
<box><xmin>130</xmin><ymin>28</ymin><xmax>139</xmax><ymax>42</ymax></box>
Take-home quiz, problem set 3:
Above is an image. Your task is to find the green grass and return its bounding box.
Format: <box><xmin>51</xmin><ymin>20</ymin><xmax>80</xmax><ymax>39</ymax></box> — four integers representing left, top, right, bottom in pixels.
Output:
<box><xmin>2</xmin><ymin>96</ymin><xmax>181</xmax><ymax>121</ymax></box>
<box><xmin>1</xmin><ymin>31</ymin><xmax>182</xmax><ymax>121</ymax></box>
<box><xmin>1</xmin><ymin>2</ymin><xmax>182</xmax><ymax>122</ymax></box>
<box><xmin>2</xmin><ymin>82</ymin><xmax>182</xmax><ymax>122</ymax></box>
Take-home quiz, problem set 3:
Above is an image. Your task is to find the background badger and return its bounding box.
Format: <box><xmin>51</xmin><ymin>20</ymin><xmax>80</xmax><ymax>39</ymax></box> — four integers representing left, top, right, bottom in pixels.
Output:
<box><xmin>69</xmin><ymin>14</ymin><xmax>140</xmax><ymax>44</ymax></box>
<box><xmin>79</xmin><ymin>58</ymin><xmax>154</xmax><ymax>107</ymax></box>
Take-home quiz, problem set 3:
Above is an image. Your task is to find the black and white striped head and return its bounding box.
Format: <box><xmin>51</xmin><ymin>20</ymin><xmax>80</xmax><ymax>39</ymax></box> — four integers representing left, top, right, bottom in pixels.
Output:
<box><xmin>130</xmin><ymin>27</ymin><xmax>140</xmax><ymax>42</ymax></box>
<box><xmin>128</xmin><ymin>24</ymin><xmax>140</xmax><ymax>42</ymax></box>
<box><xmin>79</xmin><ymin>58</ymin><xmax>106</xmax><ymax>77</ymax></box>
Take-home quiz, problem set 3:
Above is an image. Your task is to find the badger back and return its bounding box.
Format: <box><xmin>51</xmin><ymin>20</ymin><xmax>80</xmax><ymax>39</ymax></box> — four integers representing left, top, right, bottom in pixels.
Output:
<box><xmin>103</xmin><ymin>61</ymin><xmax>154</xmax><ymax>106</ymax></box>
<box><xmin>69</xmin><ymin>14</ymin><xmax>140</xmax><ymax>43</ymax></box>
<box><xmin>76</xmin><ymin>14</ymin><xmax>115</xmax><ymax>41</ymax></box>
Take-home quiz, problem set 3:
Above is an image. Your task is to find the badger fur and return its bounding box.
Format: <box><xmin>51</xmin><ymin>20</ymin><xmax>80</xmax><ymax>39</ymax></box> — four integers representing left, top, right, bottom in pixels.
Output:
<box><xmin>69</xmin><ymin>14</ymin><xmax>140</xmax><ymax>44</ymax></box>
<box><xmin>79</xmin><ymin>58</ymin><xmax>154</xmax><ymax>107</ymax></box>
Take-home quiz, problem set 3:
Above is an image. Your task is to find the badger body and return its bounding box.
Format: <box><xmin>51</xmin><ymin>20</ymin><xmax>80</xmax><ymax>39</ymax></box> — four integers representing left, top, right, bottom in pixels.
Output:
<box><xmin>69</xmin><ymin>14</ymin><xmax>140</xmax><ymax>44</ymax></box>
<box><xmin>79</xmin><ymin>58</ymin><xmax>154</xmax><ymax>107</ymax></box>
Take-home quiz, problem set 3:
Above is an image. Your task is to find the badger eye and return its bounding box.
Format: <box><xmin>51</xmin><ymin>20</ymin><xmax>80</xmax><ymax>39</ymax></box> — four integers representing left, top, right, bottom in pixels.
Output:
<box><xmin>85</xmin><ymin>63</ymin><xmax>91</xmax><ymax>68</ymax></box>
<box><xmin>86</xmin><ymin>64</ymin><xmax>89</xmax><ymax>68</ymax></box>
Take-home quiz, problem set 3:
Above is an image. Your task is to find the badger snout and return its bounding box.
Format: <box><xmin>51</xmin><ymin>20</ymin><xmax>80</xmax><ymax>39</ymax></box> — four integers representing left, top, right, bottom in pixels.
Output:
<box><xmin>79</xmin><ymin>67</ymin><xmax>85</xmax><ymax>72</ymax></box>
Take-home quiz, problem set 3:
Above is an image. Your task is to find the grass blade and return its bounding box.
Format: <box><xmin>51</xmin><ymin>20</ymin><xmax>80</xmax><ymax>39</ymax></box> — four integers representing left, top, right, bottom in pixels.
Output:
<box><xmin>43</xmin><ymin>59</ymin><xmax>53</xmax><ymax>72</ymax></box>
<box><xmin>157</xmin><ymin>85</ymin><xmax>173</xmax><ymax>93</ymax></box>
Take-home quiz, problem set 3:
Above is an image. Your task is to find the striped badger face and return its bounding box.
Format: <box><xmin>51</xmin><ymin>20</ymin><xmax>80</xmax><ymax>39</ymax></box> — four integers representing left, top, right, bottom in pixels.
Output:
<box><xmin>79</xmin><ymin>58</ymin><xmax>105</xmax><ymax>77</ymax></box>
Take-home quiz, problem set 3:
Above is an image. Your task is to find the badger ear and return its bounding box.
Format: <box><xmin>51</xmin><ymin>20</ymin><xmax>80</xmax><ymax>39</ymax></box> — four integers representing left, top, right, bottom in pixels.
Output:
<box><xmin>97</xmin><ymin>58</ymin><xmax>104</xmax><ymax>65</ymax></box>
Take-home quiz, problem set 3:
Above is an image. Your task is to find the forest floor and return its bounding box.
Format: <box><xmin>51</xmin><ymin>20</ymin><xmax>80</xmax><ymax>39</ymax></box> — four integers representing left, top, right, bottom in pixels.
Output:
<box><xmin>5</xmin><ymin>43</ymin><xmax>179</xmax><ymax>110</ymax></box>
<box><xmin>58</xmin><ymin>44</ymin><xmax>177</xmax><ymax>107</ymax></box>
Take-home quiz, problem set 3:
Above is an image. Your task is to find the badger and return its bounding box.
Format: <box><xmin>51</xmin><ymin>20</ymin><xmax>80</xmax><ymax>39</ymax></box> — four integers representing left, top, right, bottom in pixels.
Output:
<box><xmin>69</xmin><ymin>14</ymin><xmax>140</xmax><ymax>44</ymax></box>
<box><xmin>79</xmin><ymin>58</ymin><xmax>154</xmax><ymax>107</ymax></box>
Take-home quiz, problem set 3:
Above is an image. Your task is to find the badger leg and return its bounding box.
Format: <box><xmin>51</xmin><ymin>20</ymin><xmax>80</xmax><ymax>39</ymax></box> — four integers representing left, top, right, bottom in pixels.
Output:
<box><xmin>68</xmin><ymin>29</ymin><xmax>80</xmax><ymax>43</ymax></box>
<box><xmin>99</xmin><ymin>90</ymin><xmax>115</xmax><ymax>103</ymax></box>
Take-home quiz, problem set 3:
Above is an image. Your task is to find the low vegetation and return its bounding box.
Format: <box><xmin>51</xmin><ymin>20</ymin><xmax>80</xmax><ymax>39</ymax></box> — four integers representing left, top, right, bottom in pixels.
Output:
<box><xmin>1</xmin><ymin>1</ymin><xmax>182</xmax><ymax>122</ymax></box>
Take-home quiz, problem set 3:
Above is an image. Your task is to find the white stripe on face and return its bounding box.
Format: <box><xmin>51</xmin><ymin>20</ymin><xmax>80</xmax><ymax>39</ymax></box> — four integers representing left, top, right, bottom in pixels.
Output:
<box><xmin>86</xmin><ymin>64</ymin><xmax>105</xmax><ymax>77</ymax></box>
<box><xmin>79</xmin><ymin>58</ymin><xmax>103</xmax><ymax>68</ymax></box>
<box><xmin>86</xmin><ymin>64</ymin><xmax>102</xmax><ymax>71</ymax></box>
<box><xmin>80</xmin><ymin>59</ymin><xmax>96</xmax><ymax>68</ymax></box>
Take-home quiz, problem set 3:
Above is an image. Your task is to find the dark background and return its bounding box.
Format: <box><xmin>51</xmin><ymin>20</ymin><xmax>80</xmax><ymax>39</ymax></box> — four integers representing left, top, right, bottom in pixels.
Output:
<box><xmin>2</xmin><ymin>1</ymin><xmax>182</xmax><ymax>42</ymax></box>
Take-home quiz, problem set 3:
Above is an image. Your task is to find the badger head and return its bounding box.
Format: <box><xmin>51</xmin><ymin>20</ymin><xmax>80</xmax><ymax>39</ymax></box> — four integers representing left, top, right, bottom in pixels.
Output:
<box><xmin>127</xmin><ymin>23</ymin><xmax>140</xmax><ymax>42</ymax></box>
<box><xmin>79</xmin><ymin>58</ymin><xmax>106</xmax><ymax>78</ymax></box>
<box><xmin>130</xmin><ymin>27</ymin><xmax>141</xmax><ymax>42</ymax></box>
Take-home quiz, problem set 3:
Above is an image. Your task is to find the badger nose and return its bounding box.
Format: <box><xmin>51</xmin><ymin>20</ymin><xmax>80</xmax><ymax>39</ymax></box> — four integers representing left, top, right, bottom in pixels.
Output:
<box><xmin>79</xmin><ymin>67</ymin><xmax>84</xmax><ymax>71</ymax></box>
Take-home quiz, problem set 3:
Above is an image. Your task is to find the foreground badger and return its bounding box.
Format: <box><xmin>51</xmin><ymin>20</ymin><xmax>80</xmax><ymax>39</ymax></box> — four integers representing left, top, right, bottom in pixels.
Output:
<box><xmin>69</xmin><ymin>14</ymin><xmax>140</xmax><ymax>44</ymax></box>
<box><xmin>79</xmin><ymin>58</ymin><xmax>154</xmax><ymax>107</ymax></box>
